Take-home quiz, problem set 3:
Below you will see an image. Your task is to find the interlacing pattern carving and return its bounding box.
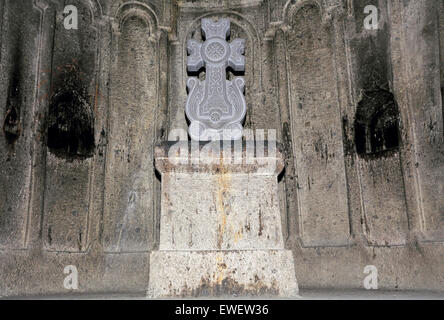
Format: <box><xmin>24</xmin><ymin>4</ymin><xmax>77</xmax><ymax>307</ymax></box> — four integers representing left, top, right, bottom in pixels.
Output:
<box><xmin>186</xmin><ymin>18</ymin><xmax>246</xmax><ymax>140</ymax></box>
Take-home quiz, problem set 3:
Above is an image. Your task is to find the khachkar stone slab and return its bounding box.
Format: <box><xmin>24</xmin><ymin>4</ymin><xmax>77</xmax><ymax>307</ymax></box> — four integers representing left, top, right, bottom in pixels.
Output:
<box><xmin>186</xmin><ymin>18</ymin><xmax>246</xmax><ymax>141</ymax></box>
<box><xmin>147</xmin><ymin>142</ymin><xmax>299</xmax><ymax>298</ymax></box>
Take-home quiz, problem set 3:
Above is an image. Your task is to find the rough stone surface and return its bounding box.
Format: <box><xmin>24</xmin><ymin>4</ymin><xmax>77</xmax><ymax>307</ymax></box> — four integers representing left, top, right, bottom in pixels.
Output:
<box><xmin>148</xmin><ymin>142</ymin><xmax>298</xmax><ymax>297</ymax></box>
<box><xmin>148</xmin><ymin>250</ymin><xmax>299</xmax><ymax>298</ymax></box>
<box><xmin>158</xmin><ymin>173</ymin><xmax>284</xmax><ymax>250</ymax></box>
<box><xmin>0</xmin><ymin>0</ymin><xmax>443</xmax><ymax>297</ymax></box>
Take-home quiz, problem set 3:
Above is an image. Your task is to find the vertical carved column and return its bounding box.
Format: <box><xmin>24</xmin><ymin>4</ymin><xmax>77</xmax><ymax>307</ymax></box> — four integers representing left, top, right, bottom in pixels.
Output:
<box><xmin>273</xmin><ymin>27</ymin><xmax>299</xmax><ymax>246</ymax></box>
<box><xmin>0</xmin><ymin>0</ymin><xmax>50</xmax><ymax>249</ymax></box>
<box><xmin>42</xmin><ymin>0</ymin><xmax>101</xmax><ymax>252</ymax></box>
<box><xmin>103</xmin><ymin>4</ymin><xmax>160</xmax><ymax>252</ymax></box>
<box><xmin>283</xmin><ymin>3</ymin><xmax>350</xmax><ymax>247</ymax></box>
<box><xmin>327</xmin><ymin>3</ymin><xmax>362</xmax><ymax>244</ymax></box>
<box><xmin>391</xmin><ymin>0</ymin><xmax>444</xmax><ymax>242</ymax></box>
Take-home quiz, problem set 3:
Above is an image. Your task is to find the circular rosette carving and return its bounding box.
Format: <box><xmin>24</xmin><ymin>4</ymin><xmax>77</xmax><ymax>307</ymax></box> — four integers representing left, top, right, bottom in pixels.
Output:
<box><xmin>202</xmin><ymin>39</ymin><xmax>230</xmax><ymax>63</ymax></box>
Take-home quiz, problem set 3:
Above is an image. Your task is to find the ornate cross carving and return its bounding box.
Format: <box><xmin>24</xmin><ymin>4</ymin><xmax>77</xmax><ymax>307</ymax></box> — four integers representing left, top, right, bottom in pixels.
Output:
<box><xmin>186</xmin><ymin>18</ymin><xmax>246</xmax><ymax>141</ymax></box>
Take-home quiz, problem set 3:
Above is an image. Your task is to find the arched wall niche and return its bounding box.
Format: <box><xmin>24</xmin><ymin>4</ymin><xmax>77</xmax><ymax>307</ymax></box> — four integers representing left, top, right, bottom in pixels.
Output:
<box><xmin>113</xmin><ymin>1</ymin><xmax>159</xmax><ymax>40</ymax></box>
<box><xmin>182</xmin><ymin>11</ymin><xmax>262</xmax><ymax>129</ymax></box>
<box><xmin>282</xmin><ymin>0</ymin><xmax>327</xmax><ymax>28</ymax></box>
<box><xmin>41</xmin><ymin>0</ymin><xmax>104</xmax><ymax>252</ymax></box>
<box><xmin>102</xmin><ymin>2</ymin><xmax>162</xmax><ymax>252</ymax></box>
<box><xmin>344</xmin><ymin>0</ymin><xmax>408</xmax><ymax>246</ymax></box>
<box><xmin>276</xmin><ymin>0</ymin><xmax>411</xmax><ymax>247</ymax></box>
<box><xmin>276</xmin><ymin>1</ymin><xmax>350</xmax><ymax>247</ymax></box>
<box><xmin>0</xmin><ymin>0</ymin><xmax>58</xmax><ymax>249</ymax></box>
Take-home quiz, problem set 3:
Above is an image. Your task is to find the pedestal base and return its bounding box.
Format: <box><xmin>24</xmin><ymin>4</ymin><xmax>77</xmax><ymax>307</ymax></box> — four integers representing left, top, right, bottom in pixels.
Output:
<box><xmin>147</xmin><ymin>250</ymin><xmax>299</xmax><ymax>298</ymax></box>
<box><xmin>148</xmin><ymin>142</ymin><xmax>299</xmax><ymax>298</ymax></box>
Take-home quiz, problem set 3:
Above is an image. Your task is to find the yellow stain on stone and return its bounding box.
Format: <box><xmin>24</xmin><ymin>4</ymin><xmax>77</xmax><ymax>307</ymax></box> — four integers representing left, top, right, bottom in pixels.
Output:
<box><xmin>215</xmin><ymin>159</ymin><xmax>244</xmax><ymax>246</ymax></box>
<box><xmin>214</xmin><ymin>254</ymin><xmax>228</xmax><ymax>285</ymax></box>
<box><xmin>234</xmin><ymin>229</ymin><xmax>243</xmax><ymax>243</ymax></box>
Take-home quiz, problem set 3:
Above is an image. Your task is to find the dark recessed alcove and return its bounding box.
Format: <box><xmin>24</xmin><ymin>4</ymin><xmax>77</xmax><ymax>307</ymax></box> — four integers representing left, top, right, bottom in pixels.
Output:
<box><xmin>3</xmin><ymin>105</ymin><xmax>20</xmax><ymax>145</ymax></box>
<box><xmin>3</xmin><ymin>57</ymin><xmax>22</xmax><ymax>145</ymax></box>
<box><xmin>354</xmin><ymin>89</ymin><xmax>400</xmax><ymax>157</ymax></box>
<box><xmin>47</xmin><ymin>78</ymin><xmax>95</xmax><ymax>160</ymax></box>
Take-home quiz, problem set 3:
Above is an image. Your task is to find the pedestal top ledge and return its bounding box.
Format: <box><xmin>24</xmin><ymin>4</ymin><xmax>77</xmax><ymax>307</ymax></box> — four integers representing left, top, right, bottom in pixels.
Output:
<box><xmin>154</xmin><ymin>141</ymin><xmax>284</xmax><ymax>175</ymax></box>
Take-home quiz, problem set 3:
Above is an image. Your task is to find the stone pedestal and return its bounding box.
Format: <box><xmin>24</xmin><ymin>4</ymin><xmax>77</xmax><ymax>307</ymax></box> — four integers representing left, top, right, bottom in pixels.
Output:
<box><xmin>147</xmin><ymin>141</ymin><xmax>299</xmax><ymax>298</ymax></box>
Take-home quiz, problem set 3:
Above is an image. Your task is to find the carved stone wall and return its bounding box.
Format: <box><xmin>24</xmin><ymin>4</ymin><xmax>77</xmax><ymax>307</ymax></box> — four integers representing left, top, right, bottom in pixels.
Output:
<box><xmin>103</xmin><ymin>3</ymin><xmax>160</xmax><ymax>253</ymax></box>
<box><xmin>0</xmin><ymin>0</ymin><xmax>443</xmax><ymax>296</ymax></box>
<box><xmin>283</xmin><ymin>3</ymin><xmax>350</xmax><ymax>247</ymax></box>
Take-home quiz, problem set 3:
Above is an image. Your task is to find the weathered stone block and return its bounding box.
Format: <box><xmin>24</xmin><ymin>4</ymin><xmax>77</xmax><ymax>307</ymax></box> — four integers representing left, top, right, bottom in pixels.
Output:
<box><xmin>148</xmin><ymin>142</ymin><xmax>299</xmax><ymax>298</ymax></box>
<box><xmin>148</xmin><ymin>250</ymin><xmax>298</xmax><ymax>298</ymax></box>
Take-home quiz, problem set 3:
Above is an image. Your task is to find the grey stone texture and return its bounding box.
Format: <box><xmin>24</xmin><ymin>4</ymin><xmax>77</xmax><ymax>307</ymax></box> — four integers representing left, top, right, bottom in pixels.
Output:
<box><xmin>0</xmin><ymin>0</ymin><xmax>444</xmax><ymax>297</ymax></box>
<box><xmin>148</xmin><ymin>142</ymin><xmax>298</xmax><ymax>297</ymax></box>
<box><xmin>148</xmin><ymin>250</ymin><xmax>298</xmax><ymax>298</ymax></box>
<box><xmin>154</xmin><ymin>142</ymin><xmax>284</xmax><ymax>251</ymax></box>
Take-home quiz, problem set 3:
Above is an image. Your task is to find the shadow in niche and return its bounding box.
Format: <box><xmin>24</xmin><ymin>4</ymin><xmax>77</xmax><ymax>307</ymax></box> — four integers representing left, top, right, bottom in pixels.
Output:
<box><xmin>442</xmin><ymin>87</ymin><xmax>444</xmax><ymax>136</ymax></box>
<box><xmin>277</xmin><ymin>166</ymin><xmax>286</xmax><ymax>183</ymax></box>
<box><xmin>354</xmin><ymin>88</ymin><xmax>400</xmax><ymax>159</ymax></box>
<box><xmin>3</xmin><ymin>45</ymin><xmax>22</xmax><ymax>146</ymax></box>
<box><xmin>154</xmin><ymin>166</ymin><xmax>161</xmax><ymax>183</ymax></box>
<box><xmin>46</xmin><ymin>65</ymin><xmax>95</xmax><ymax>161</ymax></box>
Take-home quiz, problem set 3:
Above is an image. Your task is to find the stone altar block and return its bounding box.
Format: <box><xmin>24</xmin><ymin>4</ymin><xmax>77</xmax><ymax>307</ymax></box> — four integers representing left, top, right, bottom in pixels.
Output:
<box><xmin>147</xmin><ymin>142</ymin><xmax>299</xmax><ymax>298</ymax></box>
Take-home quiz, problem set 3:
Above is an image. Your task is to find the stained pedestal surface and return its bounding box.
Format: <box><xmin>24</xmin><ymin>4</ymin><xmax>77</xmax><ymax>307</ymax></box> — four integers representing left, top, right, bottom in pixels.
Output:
<box><xmin>147</xmin><ymin>142</ymin><xmax>299</xmax><ymax>298</ymax></box>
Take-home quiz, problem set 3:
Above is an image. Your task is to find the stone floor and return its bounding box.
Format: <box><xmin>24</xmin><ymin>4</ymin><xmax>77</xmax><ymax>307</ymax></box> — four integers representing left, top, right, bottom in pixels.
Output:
<box><xmin>3</xmin><ymin>289</ymin><xmax>443</xmax><ymax>300</ymax></box>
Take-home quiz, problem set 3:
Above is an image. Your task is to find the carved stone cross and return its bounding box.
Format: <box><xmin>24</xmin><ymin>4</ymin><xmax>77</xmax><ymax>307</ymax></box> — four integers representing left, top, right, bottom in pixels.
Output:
<box><xmin>186</xmin><ymin>18</ymin><xmax>246</xmax><ymax>141</ymax></box>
